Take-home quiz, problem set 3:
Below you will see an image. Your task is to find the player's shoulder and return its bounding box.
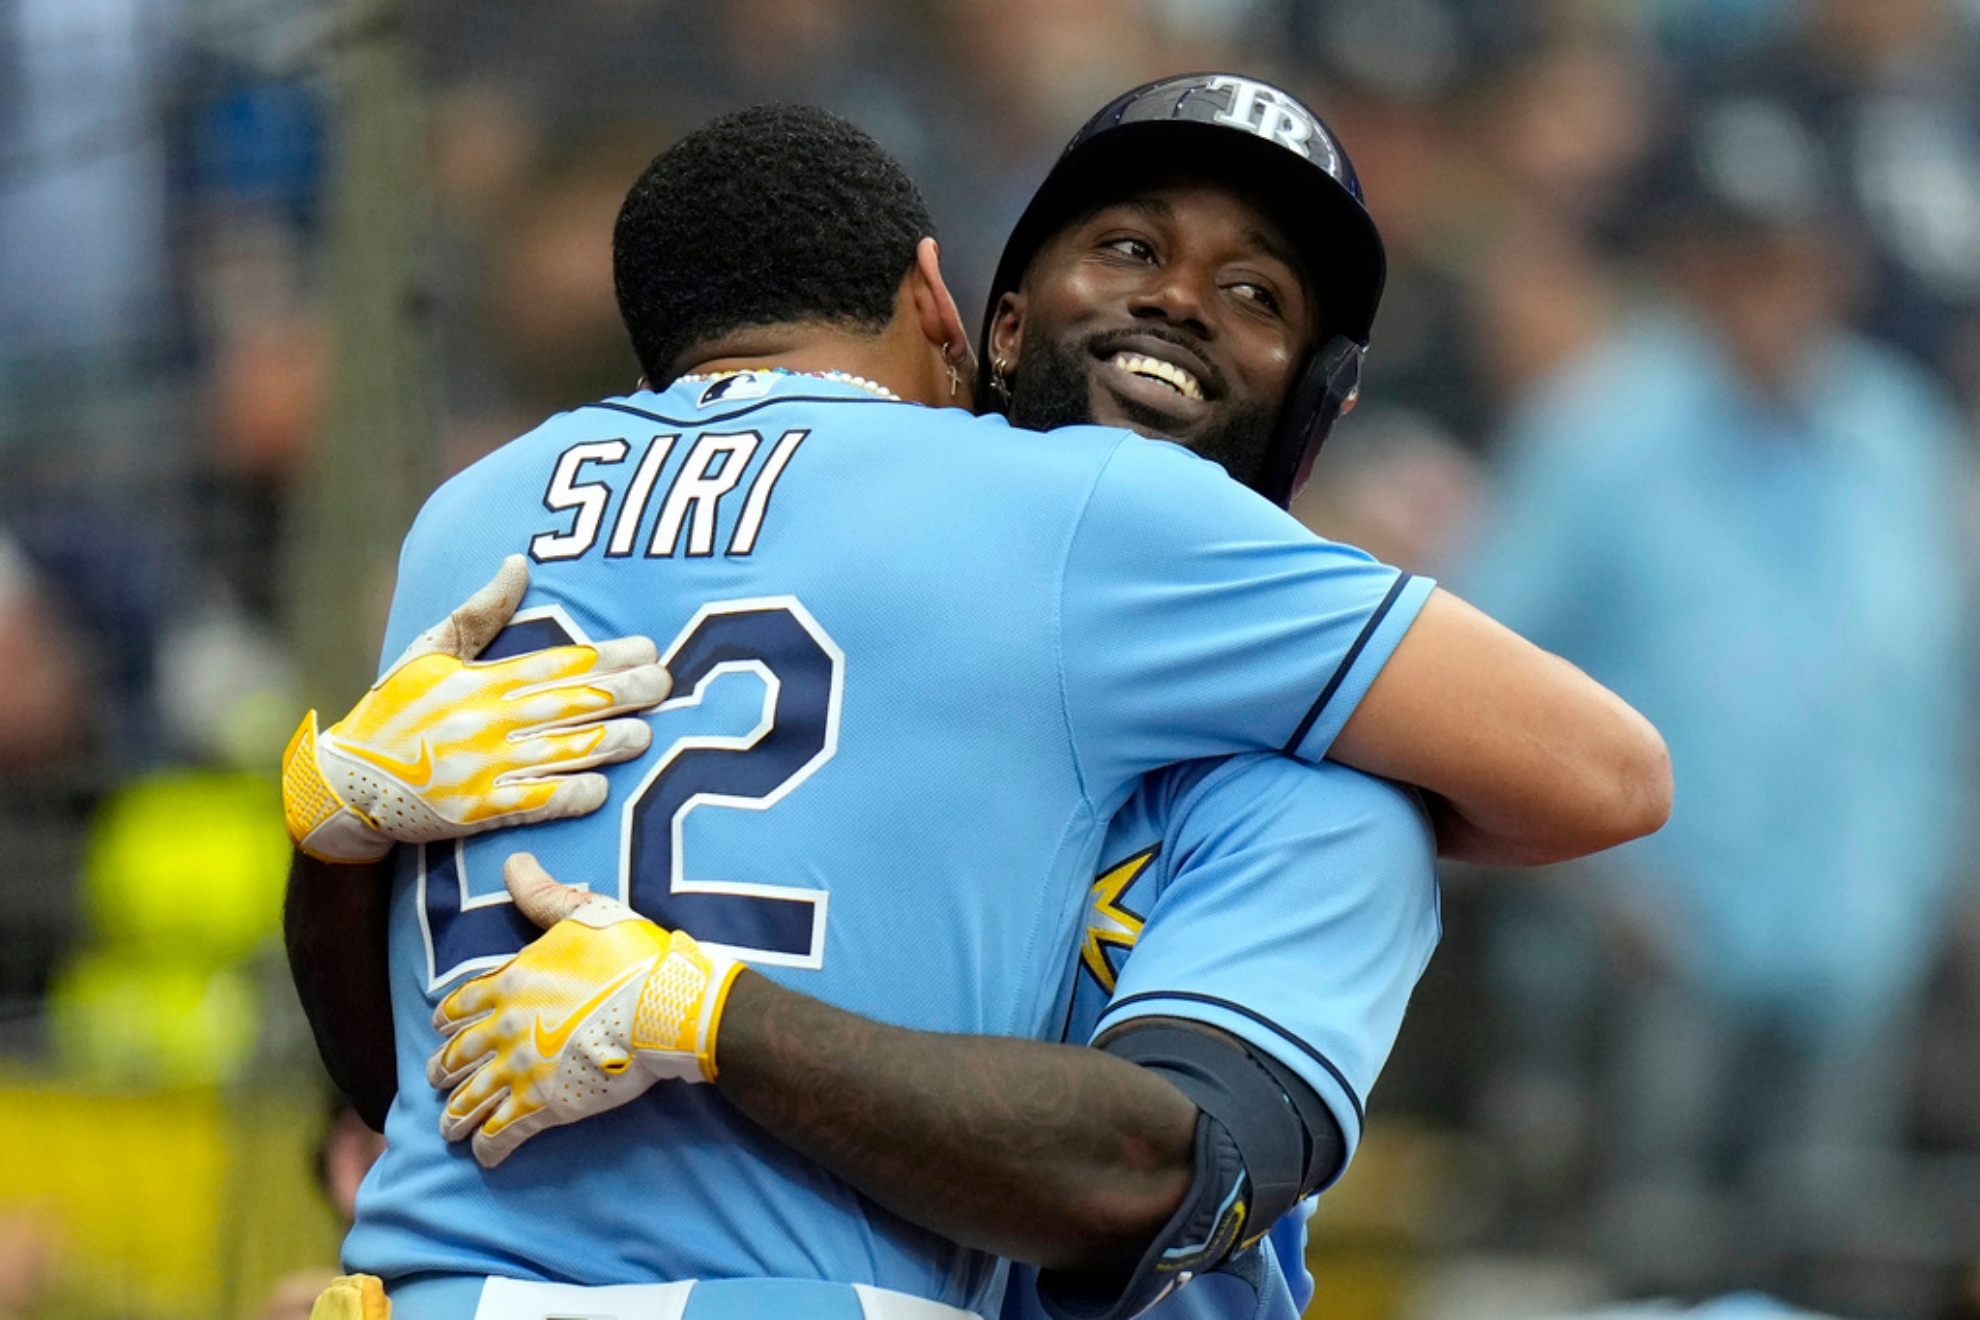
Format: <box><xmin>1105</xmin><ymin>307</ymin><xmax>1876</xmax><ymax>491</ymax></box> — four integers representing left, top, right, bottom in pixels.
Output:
<box><xmin>1078</xmin><ymin>421</ymin><xmax>1269</xmax><ymax>495</ymax></box>
<box><xmin>965</xmin><ymin>411</ymin><xmax>1266</xmax><ymax>495</ymax></box>
<box><xmin>1056</xmin><ymin>427</ymin><xmax>1339</xmax><ymax>579</ymax></box>
<box><xmin>949</xmin><ymin>410</ymin><xmax>1142</xmax><ymax>475</ymax></box>
<box><xmin>860</xmin><ymin>410</ymin><xmax>1173</xmax><ymax>523</ymax></box>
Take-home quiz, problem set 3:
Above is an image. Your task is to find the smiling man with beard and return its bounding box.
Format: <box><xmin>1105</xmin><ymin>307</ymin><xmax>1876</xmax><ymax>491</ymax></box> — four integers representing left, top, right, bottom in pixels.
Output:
<box><xmin>990</xmin><ymin>180</ymin><xmax>1312</xmax><ymax>491</ymax></box>
<box><xmin>982</xmin><ymin>75</ymin><xmax>1381</xmax><ymax>518</ymax></box>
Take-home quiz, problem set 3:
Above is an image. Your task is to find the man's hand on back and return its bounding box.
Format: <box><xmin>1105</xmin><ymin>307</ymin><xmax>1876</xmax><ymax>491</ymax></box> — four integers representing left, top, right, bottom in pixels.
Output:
<box><xmin>427</xmin><ymin>854</ymin><xmax>743</xmax><ymax>1168</ymax></box>
<box><xmin>282</xmin><ymin>555</ymin><xmax>673</xmax><ymax>863</ymax></box>
<box><xmin>419</xmin><ymin>852</ymin><xmax>1197</xmax><ymax>1279</ymax></box>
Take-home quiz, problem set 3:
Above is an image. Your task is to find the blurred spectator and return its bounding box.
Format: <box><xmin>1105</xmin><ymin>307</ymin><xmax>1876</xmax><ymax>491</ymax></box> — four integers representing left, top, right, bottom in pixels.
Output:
<box><xmin>1291</xmin><ymin>9</ymin><xmax>1662</xmax><ymax>448</ymax></box>
<box><xmin>3</xmin><ymin>499</ymin><xmax>189</xmax><ymax>768</ymax></box>
<box><xmin>1466</xmin><ymin>96</ymin><xmax>1974</xmax><ymax>1304</ymax></box>
<box><xmin>170</xmin><ymin>34</ymin><xmax>332</xmax><ymax>617</ymax></box>
<box><xmin>1478</xmin><ymin>20</ymin><xmax>1660</xmax><ymax>233</ymax></box>
<box><xmin>1630</xmin><ymin>0</ymin><xmax>1801</xmax><ymax>72</ymax></box>
<box><xmin>0</xmin><ymin>508</ymin><xmax>185</xmax><ymax>1028</ymax></box>
<box><xmin>1289</xmin><ymin>0</ymin><xmax>1501</xmax><ymax>449</ymax></box>
<box><xmin>424</xmin><ymin>125</ymin><xmax>656</xmax><ymax>471</ymax></box>
<box><xmin>1469</xmin><ymin>20</ymin><xmax>1660</xmax><ymax>404</ymax></box>
<box><xmin>481</xmin><ymin>141</ymin><xmax>647</xmax><ymax>422</ymax></box>
<box><xmin>0</xmin><ymin>534</ymin><xmax>88</xmax><ymax>772</ymax></box>
<box><xmin>1735</xmin><ymin>0</ymin><xmax>1980</xmax><ymax>408</ymax></box>
<box><xmin>0</xmin><ymin>0</ymin><xmax>174</xmax><ymax>380</ymax></box>
<box><xmin>950</xmin><ymin>0</ymin><xmax>1174</xmax><ymax>149</ymax></box>
<box><xmin>1295</xmin><ymin>407</ymin><xmax>1487</xmax><ymax>576</ymax></box>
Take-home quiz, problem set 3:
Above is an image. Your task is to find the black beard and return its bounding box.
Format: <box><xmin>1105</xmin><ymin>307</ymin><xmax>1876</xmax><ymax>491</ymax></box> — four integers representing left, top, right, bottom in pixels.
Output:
<box><xmin>1006</xmin><ymin>331</ymin><xmax>1278</xmax><ymax>487</ymax></box>
<box><xmin>1005</xmin><ymin>330</ymin><xmax>1094</xmax><ymax>432</ymax></box>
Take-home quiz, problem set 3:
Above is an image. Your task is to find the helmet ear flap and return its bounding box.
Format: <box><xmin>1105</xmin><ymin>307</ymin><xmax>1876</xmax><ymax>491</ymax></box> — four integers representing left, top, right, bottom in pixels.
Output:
<box><xmin>1252</xmin><ymin>336</ymin><xmax>1364</xmax><ymax>508</ymax></box>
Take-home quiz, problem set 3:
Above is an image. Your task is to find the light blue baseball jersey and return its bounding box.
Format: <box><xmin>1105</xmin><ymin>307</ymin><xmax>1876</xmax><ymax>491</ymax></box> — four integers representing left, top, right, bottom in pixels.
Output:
<box><xmin>1002</xmin><ymin>753</ymin><xmax>1440</xmax><ymax>1320</ymax></box>
<box><xmin>344</xmin><ymin>373</ymin><xmax>1433</xmax><ymax>1311</ymax></box>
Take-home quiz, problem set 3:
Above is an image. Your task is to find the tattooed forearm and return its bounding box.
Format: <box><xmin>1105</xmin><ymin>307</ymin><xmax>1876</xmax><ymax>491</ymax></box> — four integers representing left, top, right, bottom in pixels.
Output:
<box><xmin>714</xmin><ymin>969</ymin><xmax>1197</xmax><ymax>1274</ymax></box>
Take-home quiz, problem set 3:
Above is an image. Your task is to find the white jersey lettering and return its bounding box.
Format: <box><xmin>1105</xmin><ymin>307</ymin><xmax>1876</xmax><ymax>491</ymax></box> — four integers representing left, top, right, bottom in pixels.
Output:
<box><xmin>528</xmin><ymin>438</ymin><xmax>630</xmax><ymax>562</ymax></box>
<box><xmin>649</xmin><ymin>431</ymin><xmax>762</xmax><ymax>558</ymax></box>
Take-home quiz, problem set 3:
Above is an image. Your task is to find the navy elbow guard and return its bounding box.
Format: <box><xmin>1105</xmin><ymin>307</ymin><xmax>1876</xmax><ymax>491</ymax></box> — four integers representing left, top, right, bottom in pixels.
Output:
<box><xmin>1036</xmin><ymin>1020</ymin><xmax>1346</xmax><ymax>1320</ymax></box>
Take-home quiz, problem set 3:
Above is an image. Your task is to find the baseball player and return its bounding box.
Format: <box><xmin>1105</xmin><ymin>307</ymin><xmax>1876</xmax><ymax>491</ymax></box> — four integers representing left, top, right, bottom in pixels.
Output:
<box><xmin>285</xmin><ymin>100</ymin><xmax>1665</xmax><ymax>1319</ymax></box>
<box><xmin>970</xmin><ymin>76</ymin><xmax>1430</xmax><ymax>1320</ymax></box>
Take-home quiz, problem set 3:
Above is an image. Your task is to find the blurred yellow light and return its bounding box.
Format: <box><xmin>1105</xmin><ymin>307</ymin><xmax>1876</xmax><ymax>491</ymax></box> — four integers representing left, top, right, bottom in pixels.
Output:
<box><xmin>81</xmin><ymin>771</ymin><xmax>290</xmax><ymax>963</ymax></box>
<box><xmin>49</xmin><ymin>957</ymin><xmax>260</xmax><ymax>1087</ymax></box>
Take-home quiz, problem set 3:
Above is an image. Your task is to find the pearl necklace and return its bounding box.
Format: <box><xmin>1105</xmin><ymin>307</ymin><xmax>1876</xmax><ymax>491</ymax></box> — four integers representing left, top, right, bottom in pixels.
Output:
<box><xmin>675</xmin><ymin>366</ymin><xmax>901</xmax><ymax>402</ymax></box>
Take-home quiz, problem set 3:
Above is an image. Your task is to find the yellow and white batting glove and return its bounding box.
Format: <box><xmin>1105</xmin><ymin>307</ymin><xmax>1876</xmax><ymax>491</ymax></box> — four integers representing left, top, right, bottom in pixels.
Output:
<box><xmin>283</xmin><ymin>555</ymin><xmax>672</xmax><ymax>863</ymax></box>
<box><xmin>309</xmin><ymin>1274</ymin><xmax>389</xmax><ymax>1320</ymax></box>
<box><xmin>426</xmin><ymin>853</ymin><xmax>744</xmax><ymax>1168</ymax></box>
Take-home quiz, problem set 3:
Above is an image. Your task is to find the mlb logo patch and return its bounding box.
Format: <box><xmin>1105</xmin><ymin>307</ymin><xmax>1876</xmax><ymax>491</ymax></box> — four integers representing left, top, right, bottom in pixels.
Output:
<box><xmin>698</xmin><ymin>371</ymin><xmax>776</xmax><ymax>407</ymax></box>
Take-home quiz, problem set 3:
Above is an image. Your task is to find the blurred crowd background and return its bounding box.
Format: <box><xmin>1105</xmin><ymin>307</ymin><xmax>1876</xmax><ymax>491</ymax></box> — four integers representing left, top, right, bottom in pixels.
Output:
<box><xmin>4</xmin><ymin>0</ymin><xmax>1980</xmax><ymax>1315</ymax></box>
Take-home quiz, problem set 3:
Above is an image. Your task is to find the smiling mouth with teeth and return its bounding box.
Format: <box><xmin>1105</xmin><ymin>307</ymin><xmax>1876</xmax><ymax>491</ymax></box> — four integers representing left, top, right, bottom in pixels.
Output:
<box><xmin>1109</xmin><ymin>351</ymin><xmax>1205</xmax><ymax>402</ymax></box>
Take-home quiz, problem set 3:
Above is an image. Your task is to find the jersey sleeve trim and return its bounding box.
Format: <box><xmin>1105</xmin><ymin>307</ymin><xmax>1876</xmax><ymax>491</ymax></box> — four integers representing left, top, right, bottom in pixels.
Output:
<box><xmin>1283</xmin><ymin>571</ymin><xmax>1435</xmax><ymax>760</ymax></box>
<box><xmin>1095</xmin><ymin>989</ymin><xmax>1367</xmax><ymax>1161</ymax></box>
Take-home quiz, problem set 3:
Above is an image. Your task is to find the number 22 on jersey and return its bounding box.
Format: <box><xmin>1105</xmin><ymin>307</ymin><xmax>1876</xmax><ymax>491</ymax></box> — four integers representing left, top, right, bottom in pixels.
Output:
<box><xmin>418</xmin><ymin>596</ymin><xmax>843</xmax><ymax>992</ymax></box>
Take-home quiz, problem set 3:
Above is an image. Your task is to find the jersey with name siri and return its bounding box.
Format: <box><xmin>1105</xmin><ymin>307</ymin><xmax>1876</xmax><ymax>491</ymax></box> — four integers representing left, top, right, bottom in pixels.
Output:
<box><xmin>343</xmin><ymin>373</ymin><xmax>1432</xmax><ymax>1309</ymax></box>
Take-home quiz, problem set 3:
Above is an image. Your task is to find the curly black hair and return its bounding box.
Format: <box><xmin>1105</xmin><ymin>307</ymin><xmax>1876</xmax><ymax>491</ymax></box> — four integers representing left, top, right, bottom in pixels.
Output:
<box><xmin>613</xmin><ymin>104</ymin><xmax>935</xmax><ymax>385</ymax></box>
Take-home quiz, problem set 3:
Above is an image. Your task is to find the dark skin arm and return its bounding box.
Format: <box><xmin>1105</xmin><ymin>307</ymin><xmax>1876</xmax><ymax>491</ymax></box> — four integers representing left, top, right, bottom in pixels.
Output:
<box><xmin>715</xmin><ymin>969</ymin><xmax>1196</xmax><ymax>1274</ymax></box>
<box><xmin>282</xmin><ymin>847</ymin><xmax>1198</xmax><ymax>1273</ymax></box>
<box><xmin>500</xmin><ymin>855</ymin><xmax>1197</xmax><ymax>1270</ymax></box>
<box><xmin>284</xmin><ymin>849</ymin><xmax>398</xmax><ymax>1131</ymax></box>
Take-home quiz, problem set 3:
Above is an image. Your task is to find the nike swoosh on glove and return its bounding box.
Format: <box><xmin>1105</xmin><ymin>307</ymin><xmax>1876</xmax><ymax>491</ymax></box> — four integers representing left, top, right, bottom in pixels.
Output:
<box><xmin>282</xmin><ymin>556</ymin><xmax>672</xmax><ymax>863</ymax></box>
<box><xmin>426</xmin><ymin>853</ymin><xmax>743</xmax><ymax>1168</ymax></box>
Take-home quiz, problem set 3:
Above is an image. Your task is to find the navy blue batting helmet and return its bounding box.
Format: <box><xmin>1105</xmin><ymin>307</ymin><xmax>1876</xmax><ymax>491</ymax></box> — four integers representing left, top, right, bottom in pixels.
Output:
<box><xmin>978</xmin><ymin>73</ymin><xmax>1386</xmax><ymax>507</ymax></box>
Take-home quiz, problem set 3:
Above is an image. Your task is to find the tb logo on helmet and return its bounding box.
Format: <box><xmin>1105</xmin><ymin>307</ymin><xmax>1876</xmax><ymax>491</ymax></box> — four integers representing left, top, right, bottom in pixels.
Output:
<box><xmin>1208</xmin><ymin>76</ymin><xmax>1319</xmax><ymax>158</ymax></box>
